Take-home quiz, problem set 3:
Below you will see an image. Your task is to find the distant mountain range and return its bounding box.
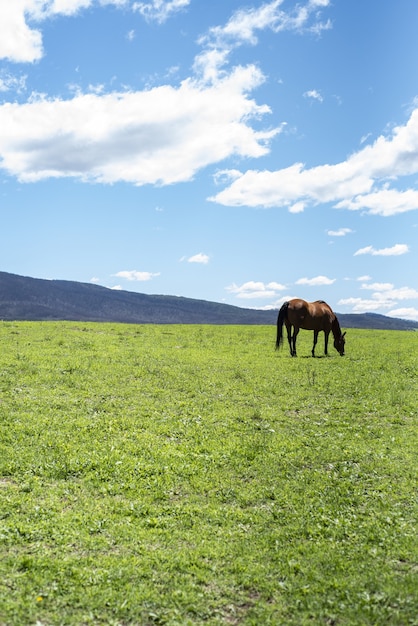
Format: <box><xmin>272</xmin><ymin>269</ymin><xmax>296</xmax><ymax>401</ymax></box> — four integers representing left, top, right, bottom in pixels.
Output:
<box><xmin>1</xmin><ymin>271</ymin><xmax>417</xmax><ymax>330</ymax></box>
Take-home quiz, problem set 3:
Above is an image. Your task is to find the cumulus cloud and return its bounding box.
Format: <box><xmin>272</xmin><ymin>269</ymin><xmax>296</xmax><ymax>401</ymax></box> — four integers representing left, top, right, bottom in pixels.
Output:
<box><xmin>338</xmin><ymin>297</ymin><xmax>393</xmax><ymax>312</ymax></box>
<box><xmin>200</xmin><ymin>0</ymin><xmax>331</xmax><ymax>49</ymax></box>
<box><xmin>0</xmin><ymin>2</ymin><xmax>43</xmax><ymax>63</ymax></box>
<box><xmin>327</xmin><ymin>227</ymin><xmax>353</xmax><ymax>236</ymax></box>
<box><xmin>195</xmin><ymin>0</ymin><xmax>331</xmax><ymax>81</ymax></box>
<box><xmin>210</xmin><ymin>107</ymin><xmax>418</xmax><ymax>216</ymax></box>
<box><xmin>339</xmin><ymin>283</ymin><xmax>418</xmax><ymax>319</ymax></box>
<box><xmin>0</xmin><ymin>0</ymin><xmax>328</xmax><ymax>187</ymax></box>
<box><xmin>387</xmin><ymin>307</ymin><xmax>418</xmax><ymax>321</ymax></box>
<box><xmin>335</xmin><ymin>187</ymin><xmax>418</xmax><ymax>216</ymax></box>
<box><xmin>0</xmin><ymin>1</ymin><xmax>109</xmax><ymax>63</ymax></box>
<box><xmin>226</xmin><ymin>280</ymin><xmax>286</xmax><ymax>299</ymax></box>
<box><xmin>289</xmin><ymin>201</ymin><xmax>305</xmax><ymax>214</ymax></box>
<box><xmin>296</xmin><ymin>275</ymin><xmax>335</xmax><ymax>286</ymax></box>
<box><xmin>210</xmin><ymin>161</ymin><xmax>373</xmax><ymax>209</ymax></box>
<box><xmin>0</xmin><ymin>1</ymin><xmax>186</xmax><ymax>64</ymax></box>
<box><xmin>355</xmin><ymin>283</ymin><xmax>418</xmax><ymax>314</ymax></box>
<box><xmin>388</xmin><ymin>287</ymin><xmax>418</xmax><ymax>299</ymax></box>
<box><xmin>304</xmin><ymin>89</ymin><xmax>323</xmax><ymax>102</ymax></box>
<box><xmin>0</xmin><ymin>67</ymin><xmax>278</xmax><ymax>184</ymax></box>
<box><xmin>132</xmin><ymin>0</ymin><xmax>190</xmax><ymax>23</ymax></box>
<box><xmin>187</xmin><ymin>253</ymin><xmax>210</xmax><ymax>264</ymax></box>
<box><xmin>0</xmin><ymin>72</ymin><xmax>27</xmax><ymax>93</ymax></box>
<box><xmin>46</xmin><ymin>1</ymin><xmax>94</xmax><ymax>16</ymax></box>
<box><xmin>113</xmin><ymin>270</ymin><xmax>160</xmax><ymax>281</ymax></box>
<box><xmin>354</xmin><ymin>244</ymin><xmax>409</xmax><ymax>257</ymax></box>
<box><xmin>2</xmin><ymin>0</ymin><xmax>330</xmax><ymax>66</ymax></box>
<box><xmin>360</xmin><ymin>282</ymin><xmax>394</xmax><ymax>291</ymax></box>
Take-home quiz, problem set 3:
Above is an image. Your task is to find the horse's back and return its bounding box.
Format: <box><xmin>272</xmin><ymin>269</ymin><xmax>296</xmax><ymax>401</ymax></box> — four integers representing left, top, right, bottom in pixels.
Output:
<box><xmin>313</xmin><ymin>299</ymin><xmax>334</xmax><ymax>316</ymax></box>
<box><xmin>313</xmin><ymin>299</ymin><xmax>332</xmax><ymax>308</ymax></box>
<box><xmin>287</xmin><ymin>298</ymin><xmax>334</xmax><ymax>330</ymax></box>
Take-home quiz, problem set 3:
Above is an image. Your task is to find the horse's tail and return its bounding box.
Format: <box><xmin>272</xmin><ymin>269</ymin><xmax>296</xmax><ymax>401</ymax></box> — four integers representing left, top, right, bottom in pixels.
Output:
<box><xmin>276</xmin><ymin>301</ymin><xmax>289</xmax><ymax>350</ymax></box>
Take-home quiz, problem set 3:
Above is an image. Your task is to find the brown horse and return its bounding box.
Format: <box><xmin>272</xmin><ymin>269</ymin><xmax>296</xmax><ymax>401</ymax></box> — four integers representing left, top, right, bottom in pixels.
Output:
<box><xmin>276</xmin><ymin>298</ymin><xmax>346</xmax><ymax>357</ymax></box>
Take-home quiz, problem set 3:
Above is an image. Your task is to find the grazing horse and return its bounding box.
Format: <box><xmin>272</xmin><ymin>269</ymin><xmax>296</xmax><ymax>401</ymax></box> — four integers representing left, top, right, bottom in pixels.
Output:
<box><xmin>276</xmin><ymin>298</ymin><xmax>346</xmax><ymax>357</ymax></box>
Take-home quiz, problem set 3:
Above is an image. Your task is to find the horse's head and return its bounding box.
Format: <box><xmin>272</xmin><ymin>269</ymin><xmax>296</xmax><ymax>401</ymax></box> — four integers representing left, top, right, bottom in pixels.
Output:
<box><xmin>334</xmin><ymin>331</ymin><xmax>346</xmax><ymax>356</ymax></box>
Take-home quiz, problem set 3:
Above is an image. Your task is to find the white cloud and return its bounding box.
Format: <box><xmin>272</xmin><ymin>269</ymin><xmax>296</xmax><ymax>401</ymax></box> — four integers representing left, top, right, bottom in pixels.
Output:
<box><xmin>289</xmin><ymin>201</ymin><xmax>305</xmax><ymax>214</ymax></box>
<box><xmin>0</xmin><ymin>2</ymin><xmax>43</xmax><ymax>63</ymax></box>
<box><xmin>226</xmin><ymin>280</ymin><xmax>286</xmax><ymax>299</ymax></box>
<box><xmin>296</xmin><ymin>275</ymin><xmax>335</xmax><ymax>286</ymax></box>
<box><xmin>188</xmin><ymin>253</ymin><xmax>210</xmax><ymax>264</ymax></box>
<box><xmin>383</xmin><ymin>287</ymin><xmax>418</xmax><ymax>300</ymax></box>
<box><xmin>0</xmin><ymin>1</ymin><xmax>180</xmax><ymax>64</ymax></box>
<box><xmin>338</xmin><ymin>297</ymin><xmax>393</xmax><ymax>312</ymax></box>
<box><xmin>304</xmin><ymin>89</ymin><xmax>323</xmax><ymax>102</ymax></box>
<box><xmin>361</xmin><ymin>282</ymin><xmax>394</xmax><ymax>291</ymax></box>
<box><xmin>0</xmin><ymin>0</ymin><xmax>326</xmax><ymax>189</ymax></box>
<box><xmin>210</xmin><ymin>107</ymin><xmax>418</xmax><ymax>216</ymax></box>
<box><xmin>195</xmin><ymin>0</ymin><xmax>331</xmax><ymax>82</ymax></box>
<box><xmin>47</xmin><ymin>0</ymin><xmax>94</xmax><ymax>17</ymax></box>
<box><xmin>336</xmin><ymin>187</ymin><xmax>418</xmax><ymax>216</ymax></box>
<box><xmin>354</xmin><ymin>244</ymin><xmax>409</xmax><ymax>257</ymax></box>
<box><xmin>213</xmin><ymin>169</ymin><xmax>244</xmax><ymax>185</ymax></box>
<box><xmin>132</xmin><ymin>0</ymin><xmax>190</xmax><ymax>23</ymax></box>
<box><xmin>0</xmin><ymin>72</ymin><xmax>27</xmax><ymax>93</ymax></box>
<box><xmin>339</xmin><ymin>284</ymin><xmax>418</xmax><ymax>318</ymax></box>
<box><xmin>0</xmin><ymin>1</ymin><xmax>130</xmax><ymax>63</ymax></box>
<box><xmin>210</xmin><ymin>161</ymin><xmax>373</xmax><ymax>209</ymax></box>
<box><xmin>327</xmin><ymin>227</ymin><xmax>353</xmax><ymax>236</ymax></box>
<box><xmin>201</xmin><ymin>0</ymin><xmax>331</xmax><ymax>48</ymax></box>
<box><xmin>360</xmin><ymin>132</ymin><xmax>372</xmax><ymax>145</ymax></box>
<box><xmin>0</xmin><ymin>68</ymin><xmax>278</xmax><ymax>184</ymax></box>
<box><xmin>113</xmin><ymin>270</ymin><xmax>160</xmax><ymax>281</ymax></box>
<box><xmin>387</xmin><ymin>307</ymin><xmax>418</xmax><ymax>321</ymax></box>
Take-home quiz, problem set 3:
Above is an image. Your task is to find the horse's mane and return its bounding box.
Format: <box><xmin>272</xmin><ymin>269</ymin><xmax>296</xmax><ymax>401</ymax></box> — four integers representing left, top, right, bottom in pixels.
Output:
<box><xmin>331</xmin><ymin>315</ymin><xmax>342</xmax><ymax>338</ymax></box>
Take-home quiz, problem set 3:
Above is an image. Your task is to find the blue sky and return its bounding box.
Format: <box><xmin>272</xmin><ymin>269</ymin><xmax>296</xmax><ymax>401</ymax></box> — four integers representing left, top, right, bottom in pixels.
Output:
<box><xmin>1</xmin><ymin>0</ymin><xmax>418</xmax><ymax>319</ymax></box>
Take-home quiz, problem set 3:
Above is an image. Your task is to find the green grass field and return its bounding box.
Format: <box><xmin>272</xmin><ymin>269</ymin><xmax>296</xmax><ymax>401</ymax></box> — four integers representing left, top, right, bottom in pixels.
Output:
<box><xmin>0</xmin><ymin>322</ymin><xmax>417</xmax><ymax>625</ymax></box>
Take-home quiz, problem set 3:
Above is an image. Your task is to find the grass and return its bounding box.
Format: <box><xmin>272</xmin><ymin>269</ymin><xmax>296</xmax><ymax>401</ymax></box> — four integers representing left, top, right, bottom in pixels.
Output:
<box><xmin>0</xmin><ymin>322</ymin><xmax>417</xmax><ymax>625</ymax></box>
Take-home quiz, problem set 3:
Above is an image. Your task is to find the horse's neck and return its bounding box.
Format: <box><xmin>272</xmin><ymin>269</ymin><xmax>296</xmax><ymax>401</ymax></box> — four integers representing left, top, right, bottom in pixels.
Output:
<box><xmin>331</xmin><ymin>316</ymin><xmax>342</xmax><ymax>338</ymax></box>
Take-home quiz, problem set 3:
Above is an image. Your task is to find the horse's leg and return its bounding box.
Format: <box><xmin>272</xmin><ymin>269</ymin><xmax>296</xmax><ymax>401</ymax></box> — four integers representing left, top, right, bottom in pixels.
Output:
<box><xmin>285</xmin><ymin>321</ymin><xmax>293</xmax><ymax>356</ymax></box>
<box><xmin>324</xmin><ymin>330</ymin><xmax>330</xmax><ymax>355</ymax></box>
<box><xmin>312</xmin><ymin>330</ymin><xmax>319</xmax><ymax>357</ymax></box>
<box><xmin>292</xmin><ymin>327</ymin><xmax>299</xmax><ymax>357</ymax></box>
